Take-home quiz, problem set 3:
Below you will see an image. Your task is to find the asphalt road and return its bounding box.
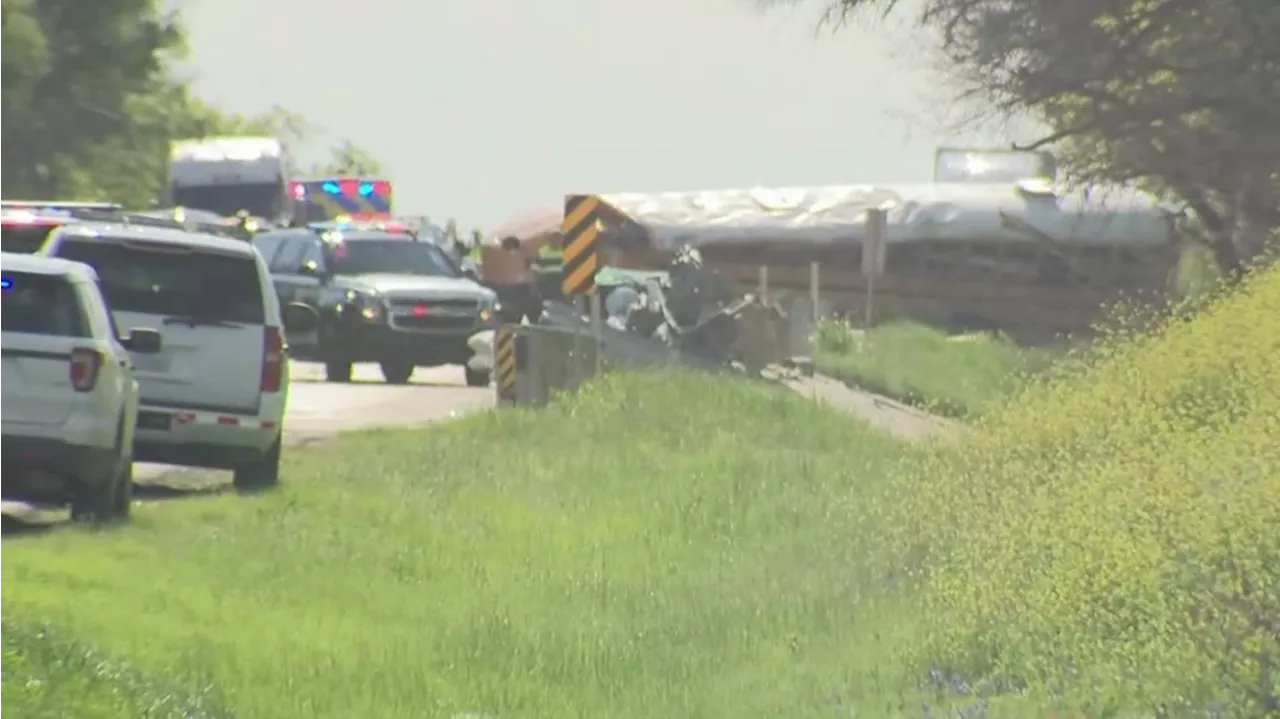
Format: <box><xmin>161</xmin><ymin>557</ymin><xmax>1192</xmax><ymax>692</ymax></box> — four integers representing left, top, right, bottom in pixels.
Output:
<box><xmin>2</xmin><ymin>361</ymin><xmax>494</xmax><ymax>525</ymax></box>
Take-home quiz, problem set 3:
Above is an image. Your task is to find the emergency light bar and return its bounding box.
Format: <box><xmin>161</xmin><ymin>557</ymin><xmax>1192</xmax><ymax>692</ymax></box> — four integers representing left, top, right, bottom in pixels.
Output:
<box><xmin>1</xmin><ymin>201</ymin><xmax>123</xmax><ymax>213</ymax></box>
<box><xmin>51</xmin><ymin>207</ymin><xmax>245</xmax><ymax>239</ymax></box>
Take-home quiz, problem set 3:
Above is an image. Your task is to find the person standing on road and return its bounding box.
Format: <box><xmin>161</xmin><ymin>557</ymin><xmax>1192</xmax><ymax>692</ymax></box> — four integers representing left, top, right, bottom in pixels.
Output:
<box><xmin>488</xmin><ymin>235</ymin><xmax>542</xmax><ymax>324</ymax></box>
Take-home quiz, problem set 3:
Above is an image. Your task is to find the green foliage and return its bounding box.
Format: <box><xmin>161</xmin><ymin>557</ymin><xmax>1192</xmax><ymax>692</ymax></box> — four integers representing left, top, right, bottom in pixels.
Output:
<box><xmin>818</xmin><ymin>0</ymin><xmax>1279</xmax><ymax>274</ymax></box>
<box><xmin>2</xmin><ymin>619</ymin><xmax>231</xmax><ymax>718</ymax></box>
<box><xmin>308</xmin><ymin>139</ymin><xmax>384</xmax><ymax>176</ymax></box>
<box><xmin>0</xmin><ymin>0</ymin><xmax>386</xmax><ymax>207</ymax></box>
<box><xmin>813</xmin><ymin>320</ymin><xmax>1051</xmax><ymax>416</ymax></box>
<box><xmin>864</xmin><ymin>264</ymin><xmax>1280</xmax><ymax>713</ymax></box>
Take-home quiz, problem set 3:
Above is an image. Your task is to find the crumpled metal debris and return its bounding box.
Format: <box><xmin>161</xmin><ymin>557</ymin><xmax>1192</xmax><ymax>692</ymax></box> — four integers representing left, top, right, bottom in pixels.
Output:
<box><xmin>589</xmin><ymin>245</ymin><xmax>791</xmax><ymax>375</ymax></box>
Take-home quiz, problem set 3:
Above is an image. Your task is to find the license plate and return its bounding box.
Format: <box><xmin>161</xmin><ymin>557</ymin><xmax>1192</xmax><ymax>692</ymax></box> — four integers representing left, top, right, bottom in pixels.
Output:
<box><xmin>136</xmin><ymin>411</ymin><xmax>172</xmax><ymax>431</ymax></box>
<box><xmin>132</xmin><ymin>355</ymin><xmax>172</xmax><ymax>373</ymax></box>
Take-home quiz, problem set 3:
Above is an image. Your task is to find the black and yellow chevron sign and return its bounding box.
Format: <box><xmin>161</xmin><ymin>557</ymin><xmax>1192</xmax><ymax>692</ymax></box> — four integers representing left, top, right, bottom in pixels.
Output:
<box><xmin>560</xmin><ymin>194</ymin><xmax>602</xmax><ymax>296</ymax></box>
<box><xmin>495</xmin><ymin>326</ymin><xmax>518</xmax><ymax>402</ymax></box>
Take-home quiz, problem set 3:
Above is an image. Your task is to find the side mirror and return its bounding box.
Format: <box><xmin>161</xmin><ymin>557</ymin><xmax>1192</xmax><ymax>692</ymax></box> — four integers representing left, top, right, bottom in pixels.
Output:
<box><xmin>462</xmin><ymin>267</ymin><xmax>479</xmax><ymax>281</ymax></box>
<box><xmin>282</xmin><ymin>302</ymin><xmax>319</xmax><ymax>334</ymax></box>
<box><xmin>122</xmin><ymin>327</ymin><xmax>163</xmax><ymax>354</ymax></box>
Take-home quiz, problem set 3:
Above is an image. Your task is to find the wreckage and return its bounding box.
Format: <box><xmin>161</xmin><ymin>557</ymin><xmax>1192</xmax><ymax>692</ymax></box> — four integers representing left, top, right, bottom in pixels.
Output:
<box><xmin>484</xmin><ymin>173</ymin><xmax>1181</xmax><ymax>379</ymax></box>
<box><xmin>533</xmin><ymin>247</ymin><xmax>794</xmax><ymax>376</ymax></box>
<box><xmin>562</xmin><ymin>180</ymin><xmax>1181</xmax><ymax>344</ymax></box>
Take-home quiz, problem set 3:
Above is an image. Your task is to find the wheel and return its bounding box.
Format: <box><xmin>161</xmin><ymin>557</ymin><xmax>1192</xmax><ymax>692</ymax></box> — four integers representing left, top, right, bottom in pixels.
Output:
<box><xmin>70</xmin><ymin>452</ymin><xmax>126</xmax><ymax>519</ymax></box>
<box><xmin>319</xmin><ymin>320</ymin><xmax>353</xmax><ymax>382</ymax></box>
<box><xmin>380</xmin><ymin>360</ymin><xmax>414</xmax><ymax>384</ymax></box>
<box><xmin>465</xmin><ymin>367</ymin><xmax>491</xmax><ymax>387</ymax></box>
<box><xmin>324</xmin><ymin>360</ymin><xmax>353</xmax><ymax>383</ymax></box>
<box><xmin>111</xmin><ymin>458</ymin><xmax>133</xmax><ymax>519</ymax></box>
<box><xmin>71</xmin><ymin>420</ymin><xmax>131</xmax><ymax>523</ymax></box>
<box><xmin>234</xmin><ymin>436</ymin><xmax>281</xmax><ymax>493</ymax></box>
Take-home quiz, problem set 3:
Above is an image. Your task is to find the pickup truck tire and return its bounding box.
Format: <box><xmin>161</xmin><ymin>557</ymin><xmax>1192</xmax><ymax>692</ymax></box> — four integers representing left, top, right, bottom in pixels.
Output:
<box><xmin>319</xmin><ymin>320</ymin><xmax>353</xmax><ymax>382</ymax></box>
<box><xmin>380</xmin><ymin>360</ymin><xmax>414</xmax><ymax>385</ymax></box>
<box><xmin>234</xmin><ymin>436</ymin><xmax>281</xmax><ymax>493</ymax></box>
<box><xmin>324</xmin><ymin>360</ymin><xmax>353</xmax><ymax>383</ymax></box>
<box><xmin>465</xmin><ymin>367</ymin><xmax>491</xmax><ymax>387</ymax></box>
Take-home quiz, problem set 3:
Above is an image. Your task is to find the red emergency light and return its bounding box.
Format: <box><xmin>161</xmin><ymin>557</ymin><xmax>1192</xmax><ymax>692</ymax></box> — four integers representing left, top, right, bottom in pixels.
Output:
<box><xmin>411</xmin><ymin>304</ymin><xmax>429</xmax><ymax>317</ymax></box>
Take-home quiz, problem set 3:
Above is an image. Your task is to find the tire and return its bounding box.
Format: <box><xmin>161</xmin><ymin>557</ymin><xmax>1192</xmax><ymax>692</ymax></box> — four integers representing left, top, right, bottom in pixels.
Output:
<box><xmin>71</xmin><ymin>419</ymin><xmax>130</xmax><ymax>523</ymax></box>
<box><xmin>319</xmin><ymin>320</ymin><xmax>353</xmax><ymax>382</ymax></box>
<box><xmin>324</xmin><ymin>360</ymin><xmax>353</xmax><ymax>383</ymax></box>
<box><xmin>111</xmin><ymin>458</ymin><xmax>133</xmax><ymax>519</ymax></box>
<box><xmin>234</xmin><ymin>436</ymin><xmax>281</xmax><ymax>493</ymax></box>
<box><xmin>465</xmin><ymin>367</ymin><xmax>491</xmax><ymax>387</ymax></box>
<box><xmin>380</xmin><ymin>360</ymin><xmax>414</xmax><ymax>384</ymax></box>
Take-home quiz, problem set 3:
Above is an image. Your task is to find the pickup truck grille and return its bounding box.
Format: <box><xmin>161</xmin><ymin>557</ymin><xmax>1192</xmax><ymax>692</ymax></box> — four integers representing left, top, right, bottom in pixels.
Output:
<box><xmin>388</xmin><ymin>297</ymin><xmax>478</xmax><ymax>312</ymax></box>
<box><xmin>394</xmin><ymin>315</ymin><xmax>475</xmax><ymax>331</ymax></box>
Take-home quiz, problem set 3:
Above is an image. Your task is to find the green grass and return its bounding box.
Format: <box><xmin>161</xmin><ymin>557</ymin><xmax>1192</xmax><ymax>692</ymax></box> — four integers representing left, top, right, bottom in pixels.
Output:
<box><xmin>813</xmin><ymin>320</ymin><xmax>1050</xmax><ymax>417</ymax></box>
<box><xmin>6</xmin><ymin>264</ymin><xmax>1279</xmax><ymax>717</ymax></box>
<box><xmin>1</xmin><ymin>619</ymin><xmax>232</xmax><ymax>718</ymax></box>
<box><xmin>2</xmin><ymin>372</ymin><xmax>923</xmax><ymax>719</ymax></box>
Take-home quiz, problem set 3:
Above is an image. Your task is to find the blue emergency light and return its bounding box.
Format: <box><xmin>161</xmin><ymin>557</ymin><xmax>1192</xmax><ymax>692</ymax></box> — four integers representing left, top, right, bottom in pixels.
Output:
<box><xmin>1</xmin><ymin>277</ymin><xmax>13</xmax><ymax>291</ymax></box>
<box><xmin>322</xmin><ymin>181</ymin><xmax>342</xmax><ymax>194</ymax></box>
<box><xmin>359</xmin><ymin>183</ymin><xmax>374</xmax><ymax>196</ymax></box>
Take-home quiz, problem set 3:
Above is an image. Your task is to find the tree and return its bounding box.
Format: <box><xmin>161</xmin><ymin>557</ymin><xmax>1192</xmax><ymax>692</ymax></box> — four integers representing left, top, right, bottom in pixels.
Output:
<box><xmin>808</xmin><ymin>0</ymin><xmax>1280</xmax><ymax>274</ymax></box>
<box><xmin>308</xmin><ymin>139</ymin><xmax>385</xmax><ymax>176</ymax></box>
<box><xmin>1</xmin><ymin>0</ymin><xmax>185</xmax><ymax>203</ymax></box>
<box><xmin>0</xmin><ymin>0</ymin><xmax>388</xmax><ymax>208</ymax></box>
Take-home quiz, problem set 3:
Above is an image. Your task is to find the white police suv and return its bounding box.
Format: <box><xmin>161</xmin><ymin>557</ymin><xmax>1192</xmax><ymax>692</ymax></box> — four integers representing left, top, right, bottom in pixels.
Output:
<box><xmin>2</xmin><ymin>252</ymin><xmax>163</xmax><ymax>520</ymax></box>
<box><xmin>40</xmin><ymin>219</ymin><xmax>317</xmax><ymax>490</ymax></box>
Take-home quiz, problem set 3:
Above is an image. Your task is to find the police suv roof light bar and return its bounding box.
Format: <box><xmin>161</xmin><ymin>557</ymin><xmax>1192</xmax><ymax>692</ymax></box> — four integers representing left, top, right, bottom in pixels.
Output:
<box><xmin>58</xmin><ymin>207</ymin><xmax>242</xmax><ymax>240</ymax></box>
<box><xmin>1</xmin><ymin>201</ymin><xmax>124</xmax><ymax>212</ymax></box>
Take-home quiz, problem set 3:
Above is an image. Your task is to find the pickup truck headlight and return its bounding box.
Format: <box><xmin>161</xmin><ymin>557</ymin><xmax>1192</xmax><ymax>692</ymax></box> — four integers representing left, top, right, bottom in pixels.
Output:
<box><xmin>477</xmin><ymin>296</ymin><xmax>501</xmax><ymax>324</ymax></box>
<box><xmin>341</xmin><ymin>290</ymin><xmax>385</xmax><ymax>322</ymax></box>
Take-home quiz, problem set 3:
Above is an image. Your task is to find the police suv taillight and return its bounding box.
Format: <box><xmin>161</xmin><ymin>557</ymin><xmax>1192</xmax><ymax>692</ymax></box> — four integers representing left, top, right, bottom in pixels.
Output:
<box><xmin>69</xmin><ymin>348</ymin><xmax>103</xmax><ymax>392</ymax></box>
<box><xmin>260</xmin><ymin>327</ymin><xmax>284</xmax><ymax>393</ymax></box>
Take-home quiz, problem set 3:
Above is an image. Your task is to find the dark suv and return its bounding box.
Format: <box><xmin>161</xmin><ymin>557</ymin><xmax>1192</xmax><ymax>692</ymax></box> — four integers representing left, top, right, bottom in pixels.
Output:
<box><xmin>252</xmin><ymin>222</ymin><xmax>500</xmax><ymax>386</ymax></box>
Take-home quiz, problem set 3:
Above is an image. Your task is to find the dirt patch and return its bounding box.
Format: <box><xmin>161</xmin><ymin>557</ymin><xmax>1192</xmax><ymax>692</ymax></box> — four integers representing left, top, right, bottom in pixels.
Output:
<box><xmin>779</xmin><ymin>372</ymin><xmax>961</xmax><ymax>441</ymax></box>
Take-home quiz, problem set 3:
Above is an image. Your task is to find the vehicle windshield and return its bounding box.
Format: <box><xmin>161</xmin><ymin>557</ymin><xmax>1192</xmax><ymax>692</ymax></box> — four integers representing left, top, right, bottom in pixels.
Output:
<box><xmin>172</xmin><ymin>183</ymin><xmax>281</xmax><ymax>219</ymax></box>
<box><xmin>330</xmin><ymin>240</ymin><xmax>461</xmax><ymax>278</ymax></box>
<box><xmin>55</xmin><ymin>239</ymin><xmax>265</xmax><ymax>324</ymax></box>
<box><xmin>1</xmin><ymin>271</ymin><xmax>89</xmax><ymax>337</ymax></box>
<box><xmin>2</xmin><ymin>223</ymin><xmax>58</xmax><ymax>253</ymax></box>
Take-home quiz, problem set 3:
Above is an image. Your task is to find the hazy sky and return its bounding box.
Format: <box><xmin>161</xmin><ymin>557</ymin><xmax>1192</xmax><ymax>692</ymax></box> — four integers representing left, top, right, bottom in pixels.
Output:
<box><xmin>180</xmin><ymin>0</ymin><xmax>1009</xmax><ymax>228</ymax></box>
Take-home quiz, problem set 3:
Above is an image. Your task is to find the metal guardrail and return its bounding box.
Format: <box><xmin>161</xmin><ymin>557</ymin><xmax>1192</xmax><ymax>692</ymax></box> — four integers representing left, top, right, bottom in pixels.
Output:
<box><xmin>494</xmin><ymin>323</ymin><xmax>601</xmax><ymax>407</ymax></box>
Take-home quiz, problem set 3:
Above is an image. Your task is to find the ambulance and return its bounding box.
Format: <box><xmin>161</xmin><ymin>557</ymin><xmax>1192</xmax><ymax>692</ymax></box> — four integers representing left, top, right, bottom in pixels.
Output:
<box><xmin>290</xmin><ymin>177</ymin><xmax>394</xmax><ymax>223</ymax></box>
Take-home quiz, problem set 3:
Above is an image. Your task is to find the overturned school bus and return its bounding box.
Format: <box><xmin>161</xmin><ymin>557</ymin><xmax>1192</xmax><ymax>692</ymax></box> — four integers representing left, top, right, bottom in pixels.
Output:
<box><xmin>564</xmin><ymin>181</ymin><xmax>1182</xmax><ymax>343</ymax></box>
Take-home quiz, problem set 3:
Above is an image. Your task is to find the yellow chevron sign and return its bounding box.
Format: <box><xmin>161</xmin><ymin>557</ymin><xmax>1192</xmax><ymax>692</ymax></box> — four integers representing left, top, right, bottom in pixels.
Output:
<box><xmin>560</xmin><ymin>195</ymin><xmax>602</xmax><ymax>296</ymax></box>
<box><xmin>495</xmin><ymin>325</ymin><xmax>518</xmax><ymax>402</ymax></box>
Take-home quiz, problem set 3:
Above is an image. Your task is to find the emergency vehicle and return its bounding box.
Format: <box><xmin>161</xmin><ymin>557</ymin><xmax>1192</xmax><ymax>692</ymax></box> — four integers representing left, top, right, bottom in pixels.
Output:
<box><xmin>290</xmin><ymin>178</ymin><xmax>394</xmax><ymax>223</ymax></box>
<box><xmin>0</xmin><ymin>201</ymin><xmax>119</xmax><ymax>253</ymax></box>
<box><xmin>165</xmin><ymin>136</ymin><xmax>296</xmax><ymax>226</ymax></box>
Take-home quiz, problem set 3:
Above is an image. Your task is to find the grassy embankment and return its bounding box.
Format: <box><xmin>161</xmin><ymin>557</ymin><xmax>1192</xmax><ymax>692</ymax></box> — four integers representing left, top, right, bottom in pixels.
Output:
<box><xmin>813</xmin><ymin>320</ymin><xmax>1051</xmax><ymax>417</ymax></box>
<box><xmin>4</xmin><ymin>263</ymin><xmax>1278</xmax><ymax>717</ymax></box>
<box><xmin>2</xmin><ymin>373</ymin><xmax>909</xmax><ymax>719</ymax></box>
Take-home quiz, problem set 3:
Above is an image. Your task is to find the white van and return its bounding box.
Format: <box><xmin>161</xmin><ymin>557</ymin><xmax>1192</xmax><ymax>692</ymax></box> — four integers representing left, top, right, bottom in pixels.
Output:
<box><xmin>166</xmin><ymin>136</ymin><xmax>295</xmax><ymax>226</ymax></box>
